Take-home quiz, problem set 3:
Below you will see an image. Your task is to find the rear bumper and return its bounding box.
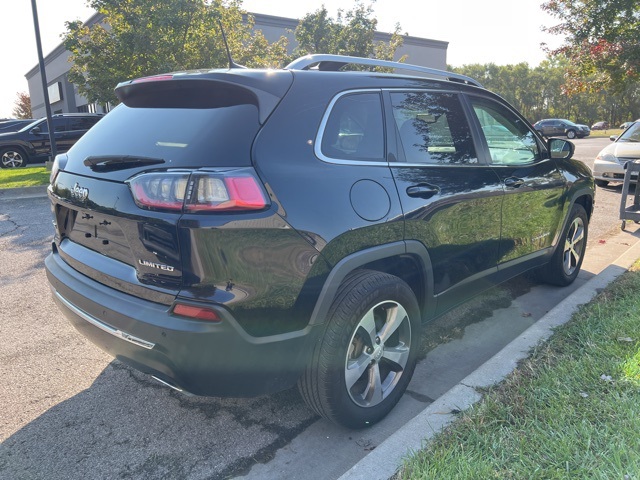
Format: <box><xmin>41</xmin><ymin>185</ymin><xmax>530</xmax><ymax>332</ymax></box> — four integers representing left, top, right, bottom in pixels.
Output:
<box><xmin>45</xmin><ymin>250</ymin><xmax>320</xmax><ymax>397</ymax></box>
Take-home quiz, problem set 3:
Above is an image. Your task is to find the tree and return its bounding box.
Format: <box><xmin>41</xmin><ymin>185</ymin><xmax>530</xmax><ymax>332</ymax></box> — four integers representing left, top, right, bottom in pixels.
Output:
<box><xmin>12</xmin><ymin>92</ymin><xmax>32</xmax><ymax>119</ymax></box>
<box><xmin>64</xmin><ymin>0</ymin><xmax>288</xmax><ymax>105</ymax></box>
<box><xmin>451</xmin><ymin>58</ymin><xmax>639</xmax><ymax>125</ymax></box>
<box><xmin>293</xmin><ymin>1</ymin><xmax>404</xmax><ymax>63</ymax></box>
<box><xmin>542</xmin><ymin>0</ymin><xmax>640</xmax><ymax>94</ymax></box>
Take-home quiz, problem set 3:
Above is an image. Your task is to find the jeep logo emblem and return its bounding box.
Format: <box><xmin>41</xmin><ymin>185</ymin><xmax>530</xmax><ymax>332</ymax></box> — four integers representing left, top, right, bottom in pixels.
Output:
<box><xmin>70</xmin><ymin>182</ymin><xmax>89</xmax><ymax>201</ymax></box>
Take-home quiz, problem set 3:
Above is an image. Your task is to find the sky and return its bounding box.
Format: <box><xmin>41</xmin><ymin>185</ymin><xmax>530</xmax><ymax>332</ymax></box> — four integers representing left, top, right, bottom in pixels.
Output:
<box><xmin>0</xmin><ymin>0</ymin><xmax>563</xmax><ymax>119</ymax></box>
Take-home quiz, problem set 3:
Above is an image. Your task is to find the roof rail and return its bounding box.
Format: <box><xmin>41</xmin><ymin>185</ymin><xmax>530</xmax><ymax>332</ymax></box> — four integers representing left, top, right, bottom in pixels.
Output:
<box><xmin>285</xmin><ymin>54</ymin><xmax>483</xmax><ymax>88</ymax></box>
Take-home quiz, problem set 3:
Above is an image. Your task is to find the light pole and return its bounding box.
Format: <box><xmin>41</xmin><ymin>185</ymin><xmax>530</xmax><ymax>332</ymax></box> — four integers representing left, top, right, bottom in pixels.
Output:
<box><xmin>30</xmin><ymin>0</ymin><xmax>58</xmax><ymax>160</ymax></box>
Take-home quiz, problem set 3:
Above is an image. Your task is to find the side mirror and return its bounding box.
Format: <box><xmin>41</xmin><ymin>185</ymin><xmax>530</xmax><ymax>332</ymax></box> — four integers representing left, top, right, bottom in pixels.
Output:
<box><xmin>609</xmin><ymin>135</ymin><xmax>618</xmax><ymax>141</ymax></box>
<box><xmin>31</xmin><ymin>127</ymin><xmax>42</xmax><ymax>135</ymax></box>
<box><xmin>549</xmin><ymin>138</ymin><xmax>574</xmax><ymax>160</ymax></box>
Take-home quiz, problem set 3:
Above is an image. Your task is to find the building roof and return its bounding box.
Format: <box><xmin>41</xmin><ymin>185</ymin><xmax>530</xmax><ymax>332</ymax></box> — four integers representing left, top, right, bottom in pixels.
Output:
<box><xmin>26</xmin><ymin>11</ymin><xmax>447</xmax><ymax>80</ymax></box>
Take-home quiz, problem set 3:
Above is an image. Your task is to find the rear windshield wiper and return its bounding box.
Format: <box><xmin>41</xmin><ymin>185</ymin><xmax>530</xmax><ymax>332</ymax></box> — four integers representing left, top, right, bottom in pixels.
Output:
<box><xmin>84</xmin><ymin>155</ymin><xmax>165</xmax><ymax>172</ymax></box>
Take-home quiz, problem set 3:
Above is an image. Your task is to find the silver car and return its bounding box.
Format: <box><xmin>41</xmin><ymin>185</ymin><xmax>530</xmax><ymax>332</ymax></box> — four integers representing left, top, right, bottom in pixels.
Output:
<box><xmin>592</xmin><ymin>122</ymin><xmax>640</xmax><ymax>187</ymax></box>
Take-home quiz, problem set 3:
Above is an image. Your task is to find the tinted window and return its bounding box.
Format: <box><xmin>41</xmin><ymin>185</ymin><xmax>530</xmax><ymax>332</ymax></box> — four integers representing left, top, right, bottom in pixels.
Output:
<box><xmin>390</xmin><ymin>92</ymin><xmax>477</xmax><ymax>165</ymax></box>
<box><xmin>320</xmin><ymin>93</ymin><xmax>384</xmax><ymax>161</ymax></box>
<box><xmin>38</xmin><ymin>118</ymin><xmax>68</xmax><ymax>134</ymax></box>
<box><xmin>470</xmin><ymin>96</ymin><xmax>541</xmax><ymax>165</ymax></box>
<box><xmin>68</xmin><ymin>103</ymin><xmax>260</xmax><ymax>168</ymax></box>
<box><xmin>68</xmin><ymin>116</ymin><xmax>101</xmax><ymax>131</ymax></box>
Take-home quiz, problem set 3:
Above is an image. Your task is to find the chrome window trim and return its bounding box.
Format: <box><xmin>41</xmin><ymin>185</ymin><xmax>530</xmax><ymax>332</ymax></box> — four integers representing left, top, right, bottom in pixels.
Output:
<box><xmin>314</xmin><ymin>89</ymin><xmax>386</xmax><ymax>166</ymax></box>
<box><xmin>315</xmin><ymin>88</ymin><xmax>468</xmax><ymax>166</ymax></box>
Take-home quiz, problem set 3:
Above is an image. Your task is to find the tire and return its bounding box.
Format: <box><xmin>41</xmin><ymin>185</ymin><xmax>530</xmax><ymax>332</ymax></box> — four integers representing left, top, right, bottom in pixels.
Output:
<box><xmin>298</xmin><ymin>270</ymin><xmax>421</xmax><ymax>428</ymax></box>
<box><xmin>0</xmin><ymin>147</ymin><xmax>28</xmax><ymax>168</ymax></box>
<box><xmin>538</xmin><ymin>204</ymin><xmax>588</xmax><ymax>286</ymax></box>
<box><xmin>566</xmin><ymin>129</ymin><xmax>576</xmax><ymax>139</ymax></box>
<box><xmin>594</xmin><ymin>179</ymin><xmax>609</xmax><ymax>188</ymax></box>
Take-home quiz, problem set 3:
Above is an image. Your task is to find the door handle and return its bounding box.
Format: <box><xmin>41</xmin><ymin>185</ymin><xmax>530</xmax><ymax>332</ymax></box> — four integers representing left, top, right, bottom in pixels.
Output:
<box><xmin>406</xmin><ymin>184</ymin><xmax>440</xmax><ymax>199</ymax></box>
<box><xmin>504</xmin><ymin>177</ymin><xmax>525</xmax><ymax>188</ymax></box>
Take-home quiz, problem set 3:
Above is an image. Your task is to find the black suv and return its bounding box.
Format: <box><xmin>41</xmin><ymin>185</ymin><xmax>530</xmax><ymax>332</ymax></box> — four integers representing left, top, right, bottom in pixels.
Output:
<box><xmin>45</xmin><ymin>55</ymin><xmax>594</xmax><ymax>428</ymax></box>
<box><xmin>0</xmin><ymin>113</ymin><xmax>103</xmax><ymax>168</ymax></box>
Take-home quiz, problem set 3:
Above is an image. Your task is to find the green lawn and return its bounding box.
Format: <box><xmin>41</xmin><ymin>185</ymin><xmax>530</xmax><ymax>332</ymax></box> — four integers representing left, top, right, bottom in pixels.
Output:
<box><xmin>589</xmin><ymin>128</ymin><xmax>622</xmax><ymax>138</ymax></box>
<box><xmin>397</xmin><ymin>262</ymin><xmax>640</xmax><ymax>479</ymax></box>
<box><xmin>0</xmin><ymin>167</ymin><xmax>50</xmax><ymax>189</ymax></box>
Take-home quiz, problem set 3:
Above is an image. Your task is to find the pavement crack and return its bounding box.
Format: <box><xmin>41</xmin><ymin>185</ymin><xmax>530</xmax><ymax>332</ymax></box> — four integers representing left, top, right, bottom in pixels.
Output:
<box><xmin>0</xmin><ymin>215</ymin><xmax>20</xmax><ymax>239</ymax></box>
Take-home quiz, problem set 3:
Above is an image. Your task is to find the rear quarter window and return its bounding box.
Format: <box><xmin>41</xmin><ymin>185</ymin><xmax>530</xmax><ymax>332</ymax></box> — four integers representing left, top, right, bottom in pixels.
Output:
<box><xmin>318</xmin><ymin>92</ymin><xmax>385</xmax><ymax>162</ymax></box>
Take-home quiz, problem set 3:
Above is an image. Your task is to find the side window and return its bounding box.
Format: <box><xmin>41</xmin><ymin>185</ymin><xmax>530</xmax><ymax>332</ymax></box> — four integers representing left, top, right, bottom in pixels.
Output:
<box><xmin>53</xmin><ymin>119</ymin><xmax>68</xmax><ymax>132</ymax></box>
<box><xmin>470</xmin><ymin>97</ymin><xmax>541</xmax><ymax>165</ymax></box>
<box><xmin>320</xmin><ymin>93</ymin><xmax>384</xmax><ymax>161</ymax></box>
<box><xmin>36</xmin><ymin>119</ymin><xmax>67</xmax><ymax>134</ymax></box>
<box><xmin>69</xmin><ymin>117</ymin><xmax>97</xmax><ymax>131</ymax></box>
<box><xmin>390</xmin><ymin>92</ymin><xmax>477</xmax><ymax>165</ymax></box>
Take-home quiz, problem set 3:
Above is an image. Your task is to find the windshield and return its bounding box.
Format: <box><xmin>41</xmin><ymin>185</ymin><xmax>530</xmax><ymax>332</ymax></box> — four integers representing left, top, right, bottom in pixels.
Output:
<box><xmin>618</xmin><ymin>122</ymin><xmax>640</xmax><ymax>142</ymax></box>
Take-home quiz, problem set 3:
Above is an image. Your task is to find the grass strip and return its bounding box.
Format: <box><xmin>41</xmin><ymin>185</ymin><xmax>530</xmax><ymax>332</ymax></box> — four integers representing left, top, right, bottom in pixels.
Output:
<box><xmin>0</xmin><ymin>167</ymin><xmax>49</xmax><ymax>188</ymax></box>
<box><xmin>398</xmin><ymin>262</ymin><xmax>640</xmax><ymax>479</ymax></box>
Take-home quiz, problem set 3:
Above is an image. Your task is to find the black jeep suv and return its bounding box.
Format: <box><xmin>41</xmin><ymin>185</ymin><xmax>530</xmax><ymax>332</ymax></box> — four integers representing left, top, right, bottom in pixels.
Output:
<box><xmin>45</xmin><ymin>55</ymin><xmax>594</xmax><ymax>428</ymax></box>
<box><xmin>0</xmin><ymin>113</ymin><xmax>103</xmax><ymax>168</ymax></box>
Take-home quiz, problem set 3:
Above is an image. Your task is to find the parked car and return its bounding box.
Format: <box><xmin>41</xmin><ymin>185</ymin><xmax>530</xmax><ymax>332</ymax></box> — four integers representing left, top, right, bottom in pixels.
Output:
<box><xmin>592</xmin><ymin>121</ymin><xmax>640</xmax><ymax>187</ymax></box>
<box><xmin>591</xmin><ymin>121</ymin><xmax>609</xmax><ymax>130</ymax></box>
<box><xmin>533</xmin><ymin>118</ymin><xmax>591</xmax><ymax>139</ymax></box>
<box><xmin>0</xmin><ymin>119</ymin><xmax>36</xmax><ymax>132</ymax></box>
<box><xmin>45</xmin><ymin>54</ymin><xmax>594</xmax><ymax>428</ymax></box>
<box><xmin>0</xmin><ymin>113</ymin><xmax>103</xmax><ymax>168</ymax></box>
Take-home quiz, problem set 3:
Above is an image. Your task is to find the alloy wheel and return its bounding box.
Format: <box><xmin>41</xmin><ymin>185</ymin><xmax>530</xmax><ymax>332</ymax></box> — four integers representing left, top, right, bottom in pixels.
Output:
<box><xmin>345</xmin><ymin>300</ymin><xmax>412</xmax><ymax>408</ymax></box>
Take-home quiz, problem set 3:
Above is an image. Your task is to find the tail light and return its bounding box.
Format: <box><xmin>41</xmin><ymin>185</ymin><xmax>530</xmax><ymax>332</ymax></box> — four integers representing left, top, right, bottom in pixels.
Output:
<box><xmin>127</xmin><ymin>170</ymin><xmax>269</xmax><ymax>212</ymax></box>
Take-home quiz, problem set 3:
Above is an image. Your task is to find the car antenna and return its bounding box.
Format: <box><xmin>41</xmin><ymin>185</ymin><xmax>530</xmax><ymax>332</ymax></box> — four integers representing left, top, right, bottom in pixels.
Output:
<box><xmin>217</xmin><ymin>20</ymin><xmax>245</xmax><ymax>69</ymax></box>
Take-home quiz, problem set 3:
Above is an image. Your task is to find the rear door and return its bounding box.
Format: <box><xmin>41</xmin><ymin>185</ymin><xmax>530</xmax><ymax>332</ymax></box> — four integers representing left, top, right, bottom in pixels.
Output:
<box><xmin>386</xmin><ymin>90</ymin><xmax>504</xmax><ymax>314</ymax></box>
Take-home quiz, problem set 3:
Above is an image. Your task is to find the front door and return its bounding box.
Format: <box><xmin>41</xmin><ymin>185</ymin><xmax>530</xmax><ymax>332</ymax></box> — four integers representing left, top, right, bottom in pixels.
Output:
<box><xmin>467</xmin><ymin>95</ymin><xmax>566</xmax><ymax>272</ymax></box>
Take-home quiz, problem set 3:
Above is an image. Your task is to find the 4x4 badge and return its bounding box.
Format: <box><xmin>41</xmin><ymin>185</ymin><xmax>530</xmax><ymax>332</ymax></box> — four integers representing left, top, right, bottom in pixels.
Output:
<box><xmin>70</xmin><ymin>182</ymin><xmax>89</xmax><ymax>201</ymax></box>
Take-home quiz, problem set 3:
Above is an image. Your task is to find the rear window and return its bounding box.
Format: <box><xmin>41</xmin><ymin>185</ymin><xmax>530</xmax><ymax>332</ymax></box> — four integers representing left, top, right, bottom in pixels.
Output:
<box><xmin>67</xmin><ymin>103</ymin><xmax>260</xmax><ymax>172</ymax></box>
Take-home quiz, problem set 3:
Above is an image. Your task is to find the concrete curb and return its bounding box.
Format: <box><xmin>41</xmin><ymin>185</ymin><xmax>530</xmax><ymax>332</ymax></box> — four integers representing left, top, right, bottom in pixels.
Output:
<box><xmin>339</xmin><ymin>236</ymin><xmax>640</xmax><ymax>480</ymax></box>
<box><xmin>0</xmin><ymin>185</ymin><xmax>48</xmax><ymax>200</ymax></box>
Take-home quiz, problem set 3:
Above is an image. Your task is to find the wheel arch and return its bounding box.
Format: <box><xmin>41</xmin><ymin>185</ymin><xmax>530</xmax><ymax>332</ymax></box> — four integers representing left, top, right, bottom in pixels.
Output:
<box><xmin>570</xmin><ymin>189</ymin><xmax>594</xmax><ymax>221</ymax></box>
<box><xmin>308</xmin><ymin>240</ymin><xmax>435</xmax><ymax>326</ymax></box>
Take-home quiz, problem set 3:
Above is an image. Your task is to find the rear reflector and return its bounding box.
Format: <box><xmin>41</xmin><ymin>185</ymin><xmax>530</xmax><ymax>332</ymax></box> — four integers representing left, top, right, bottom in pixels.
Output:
<box><xmin>172</xmin><ymin>303</ymin><xmax>221</xmax><ymax>322</ymax></box>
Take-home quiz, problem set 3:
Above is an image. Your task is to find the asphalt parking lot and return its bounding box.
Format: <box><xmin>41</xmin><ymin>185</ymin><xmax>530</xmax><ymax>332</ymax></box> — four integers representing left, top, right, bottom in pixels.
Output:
<box><xmin>1</xmin><ymin>137</ymin><xmax>638</xmax><ymax>479</ymax></box>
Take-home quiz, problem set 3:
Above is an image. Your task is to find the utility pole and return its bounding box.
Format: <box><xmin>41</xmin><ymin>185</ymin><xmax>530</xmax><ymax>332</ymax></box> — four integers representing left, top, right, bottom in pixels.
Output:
<box><xmin>30</xmin><ymin>0</ymin><xmax>58</xmax><ymax>160</ymax></box>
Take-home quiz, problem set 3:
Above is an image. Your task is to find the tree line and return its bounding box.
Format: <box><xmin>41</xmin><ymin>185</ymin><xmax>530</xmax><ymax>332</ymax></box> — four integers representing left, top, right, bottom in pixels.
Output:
<box><xmin>451</xmin><ymin>59</ymin><xmax>640</xmax><ymax>126</ymax></box>
<box><xmin>61</xmin><ymin>0</ymin><xmax>638</xmax><ymax>126</ymax></box>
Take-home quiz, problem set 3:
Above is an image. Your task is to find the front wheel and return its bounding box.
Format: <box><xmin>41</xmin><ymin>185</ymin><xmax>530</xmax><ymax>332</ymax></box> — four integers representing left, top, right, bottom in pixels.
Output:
<box><xmin>594</xmin><ymin>179</ymin><xmax>609</xmax><ymax>188</ymax></box>
<box><xmin>566</xmin><ymin>129</ymin><xmax>577</xmax><ymax>139</ymax></box>
<box><xmin>0</xmin><ymin>147</ymin><xmax>28</xmax><ymax>168</ymax></box>
<box><xmin>298</xmin><ymin>270</ymin><xmax>421</xmax><ymax>428</ymax></box>
<box><xmin>538</xmin><ymin>204</ymin><xmax>588</xmax><ymax>286</ymax></box>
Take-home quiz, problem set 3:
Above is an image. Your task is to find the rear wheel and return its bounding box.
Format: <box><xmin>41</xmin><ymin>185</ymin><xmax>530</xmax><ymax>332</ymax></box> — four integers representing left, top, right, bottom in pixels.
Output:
<box><xmin>538</xmin><ymin>204</ymin><xmax>588</xmax><ymax>286</ymax></box>
<box><xmin>0</xmin><ymin>147</ymin><xmax>28</xmax><ymax>168</ymax></box>
<box><xmin>298</xmin><ymin>270</ymin><xmax>421</xmax><ymax>428</ymax></box>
